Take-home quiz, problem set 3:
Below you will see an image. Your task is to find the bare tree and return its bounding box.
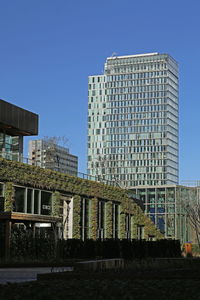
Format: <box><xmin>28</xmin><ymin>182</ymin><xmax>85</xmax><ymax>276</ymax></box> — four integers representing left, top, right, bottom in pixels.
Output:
<box><xmin>92</xmin><ymin>154</ymin><xmax>125</xmax><ymax>188</ymax></box>
<box><xmin>185</xmin><ymin>201</ymin><xmax>200</xmax><ymax>248</ymax></box>
<box><xmin>43</xmin><ymin>136</ymin><xmax>68</xmax><ymax>147</ymax></box>
<box><xmin>43</xmin><ymin>136</ymin><xmax>69</xmax><ymax>172</ymax></box>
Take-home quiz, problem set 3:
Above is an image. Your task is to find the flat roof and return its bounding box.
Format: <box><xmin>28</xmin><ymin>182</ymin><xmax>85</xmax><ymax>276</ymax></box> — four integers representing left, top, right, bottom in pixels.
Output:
<box><xmin>0</xmin><ymin>99</ymin><xmax>38</xmax><ymax>136</ymax></box>
<box><xmin>107</xmin><ymin>53</ymin><xmax>159</xmax><ymax>60</ymax></box>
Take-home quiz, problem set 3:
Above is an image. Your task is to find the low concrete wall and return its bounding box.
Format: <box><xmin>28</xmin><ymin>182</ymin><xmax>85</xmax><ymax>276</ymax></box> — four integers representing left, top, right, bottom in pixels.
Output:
<box><xmin>75</xmin><ymin>258</ymin><xmax>124</xmax><ymax>271</ymax></box>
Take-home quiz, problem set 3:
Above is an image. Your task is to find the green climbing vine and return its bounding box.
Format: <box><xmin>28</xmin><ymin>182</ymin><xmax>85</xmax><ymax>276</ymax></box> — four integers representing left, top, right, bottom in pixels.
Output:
<box><xmin>119</xmin><ymin>212</ymin><xmax>126</xmax><ymax>239</ymax></box>
<box><xmin>52</xmin><ymin>191</ymin><xmax>61</xmax><ymax>217</ymax></box>
<box><xmin>72</xmin><ymin>195</ymin><xmax>81</xmax><ymax>239</ymax></box>
<box><xmin>4</xmin><ymin>182</ymin><xmax>14</xmax><ymax>212</ymax></box>
<box><xmin>0</xmin><ymin>158</ymin><xmax>128</xmax><ymax>202</ymax></box>
<box><xmin>143</xmin><ymin>216</ymin><xmax>163</xmax><ymax>239</ymax></box>
<box><xmin>105</xmin><ymin>201</ymin><xmax>113</xmax><ymax>239</ymax></box>
<box><xmin>90</xmin><ymin>198</ymin><xmax>98</xmax><ymax>240</ymax></box>
<box><xmin>131</xmin><ymin>215</ymin><xmax>137</xmax><ymax>239</ymax></box>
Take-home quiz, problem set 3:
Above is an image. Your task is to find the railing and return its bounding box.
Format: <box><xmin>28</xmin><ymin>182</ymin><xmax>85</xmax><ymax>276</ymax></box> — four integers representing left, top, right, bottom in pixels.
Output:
<box><xmin>0</xmin><ymin>152</ymin><xmax>118</xmax><ymax>187</ymax></box>
<box><xmin>76</xmin><ymin>172</ymin><xmax>118</xmax><ymax>186</ymax></box>
<box><xmin>181</xmin><ymin>180</ymin><xmax>200</xmax><ymax>187</ymax></box>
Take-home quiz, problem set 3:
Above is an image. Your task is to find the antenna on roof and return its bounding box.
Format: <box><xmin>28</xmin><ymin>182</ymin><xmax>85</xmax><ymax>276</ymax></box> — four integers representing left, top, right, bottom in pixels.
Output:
<box><xmin>111</xmin><ymin>52</ymin><xmax>117</xmax><ymax>58</ymax></box>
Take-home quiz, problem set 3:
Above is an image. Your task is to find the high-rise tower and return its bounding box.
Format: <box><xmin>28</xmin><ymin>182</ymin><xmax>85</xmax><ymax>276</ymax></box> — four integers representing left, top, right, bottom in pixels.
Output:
<box><xmin>87</xmin><ymin>53</ymin><xmax>179</xmax><ymax>187</ymax></box>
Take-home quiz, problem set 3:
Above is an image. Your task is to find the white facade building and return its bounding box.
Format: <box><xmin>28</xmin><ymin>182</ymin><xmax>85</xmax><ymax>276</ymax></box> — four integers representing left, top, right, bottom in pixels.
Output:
<box><xmin>87</xmin><ymin>53</ymin><xmax>179</xmax><ymax>187</ymax></box>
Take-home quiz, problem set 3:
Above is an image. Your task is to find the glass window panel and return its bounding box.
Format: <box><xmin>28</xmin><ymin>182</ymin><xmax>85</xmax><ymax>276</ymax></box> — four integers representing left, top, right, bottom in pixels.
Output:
<box><xmin>149</xmin><ymin>214</ymin><xmax>155</xmax><ymax>224</ymax></box>
<box><xmin>137</xmin><ymin>189</ymin><xmax>146</xmax><ymax>204</ymax></box>
<box><xmin>14</xmin><ymin>187</ymin><xmax>25</xmax><ymax>213</ymax></box>
<box><xmin>27</xmin><ymin>189</ymin><xmax>32</xmax><ymax>213</ymax></box>
<box><xmin>157</xmin><ymin>214</ymin><xmax>165</xmax><ymax>233</ymax></box>
<box><xmin>157</xmin><ymin>188</ymin><xmax>165</xmax><ymax>206</ymax></box>
<box><xmin>34</xmin><ymin>190</ymin><xmax>39</xmax><ymax>214</ymax></box>
<box><xmin>146</xmin><ymin>204</ymin><xmax>155</xmax><ymax>213</ymax></box>
<box><xmin>147</xmin><ymin>189</ymin><xmax>155</xmax><ymax>204</ymax></box>
<box><xmin>166</xmin><ymin>204</ymin><xmax>175</xmax><ymax>213</ymax></box>
<box><xmin>166</xmin><ymin>214</ymin><xmax>175</xmax><ymax>237</ymax></box>
<box><xmin>157</xmin><ymin>206</ymin><xmax>165</xmax><ymax>213</ymax></box>
<box><xmin>166</xmin><ymin>187</ymin><xmax>175</xmax><ymax>202</ymax></box>
<box><xmin>41</xmin><ymin>191</ymin><xmax>52</xmax><ymax>215</ymax></box>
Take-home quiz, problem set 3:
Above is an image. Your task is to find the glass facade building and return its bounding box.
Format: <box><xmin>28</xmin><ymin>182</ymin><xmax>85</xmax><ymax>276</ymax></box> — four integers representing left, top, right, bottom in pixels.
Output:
<box><xmin>0</xmin><ymin>99</ymin><xmax>38</xmax><ymax>162</ymax></box>
<box><xmin>131</xmin><ymin>185</ymin><xmax>197</xmax><ymax>243</ymax></box>
<box><xmin>88</xmin><ymin>53</ymin><xmax>179</xmax><ymax>187</ymax></box>
<box><xmin>0</xmin><ymin>134</ymin><xmax>23</xmax><ymax>161</ymax></box>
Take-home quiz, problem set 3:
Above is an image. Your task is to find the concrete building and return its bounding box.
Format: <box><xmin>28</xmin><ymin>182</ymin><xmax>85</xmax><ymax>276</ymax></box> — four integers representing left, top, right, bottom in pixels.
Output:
<box><xmin>28</xmin><ymin>139</ymin><xmax>78</xmax><ymax>176</ymax></box>
<box><xmin>0</xmin><ymin>99</ymin><xmax>38</xmax><ymax>161</ymax></box>
<box><xmin>87</xmin><ymin>53</ymin><xmax>179</xmax><ymax>188</ymax></box>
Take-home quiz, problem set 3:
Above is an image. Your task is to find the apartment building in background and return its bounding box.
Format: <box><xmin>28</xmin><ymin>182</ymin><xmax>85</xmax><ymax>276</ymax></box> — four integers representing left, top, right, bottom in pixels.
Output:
<box><xmin>87</xmin><ymin>53</ymin><xmax>179</xmax><ymax>188</ymax></box>
<box><xmin>29</xmin><ymin>139</ymin><xmax>78</xmax><ymax>176</ymax></box>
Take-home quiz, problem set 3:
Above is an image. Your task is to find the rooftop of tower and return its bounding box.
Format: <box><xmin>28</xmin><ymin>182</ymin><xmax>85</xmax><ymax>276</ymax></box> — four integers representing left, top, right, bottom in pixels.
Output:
<box><xmin>106</xmin><ymin>52</ymin><xmax>178</xmax><ymax>67</ymax></box>
<box><xmin>107</xmin><ymin>52</ymin><xmax>159</xmax><ymax>60</ymax></box>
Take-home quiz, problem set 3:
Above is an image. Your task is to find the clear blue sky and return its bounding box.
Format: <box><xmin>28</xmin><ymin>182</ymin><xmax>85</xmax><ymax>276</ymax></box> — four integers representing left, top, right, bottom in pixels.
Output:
<box><xmin>0</xmin><ymin>0</ymin><xmax>199</xmax><ymax>182</ymax></box>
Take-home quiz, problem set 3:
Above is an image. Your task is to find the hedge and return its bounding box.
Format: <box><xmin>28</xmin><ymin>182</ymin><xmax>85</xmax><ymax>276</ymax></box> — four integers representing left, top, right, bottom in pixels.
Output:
<box><xmin>2</xmin><ymin>230</ymin><xmax>181</xmax><ymax>261</ymax></box>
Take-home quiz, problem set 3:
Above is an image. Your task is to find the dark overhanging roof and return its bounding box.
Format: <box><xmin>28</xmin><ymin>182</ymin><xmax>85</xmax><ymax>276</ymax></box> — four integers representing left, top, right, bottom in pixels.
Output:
<box><xmin>0</xmin><ymin>99</ymin><xmax>38</xmax><ymax>136</ymax></box>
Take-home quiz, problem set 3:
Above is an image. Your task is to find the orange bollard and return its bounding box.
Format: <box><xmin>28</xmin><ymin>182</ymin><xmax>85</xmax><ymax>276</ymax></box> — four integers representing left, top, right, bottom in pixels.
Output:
<box><xmin>184</xmin><ymin>243</ymin><xmax>192</xmax><ymax>257</ymax></box>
